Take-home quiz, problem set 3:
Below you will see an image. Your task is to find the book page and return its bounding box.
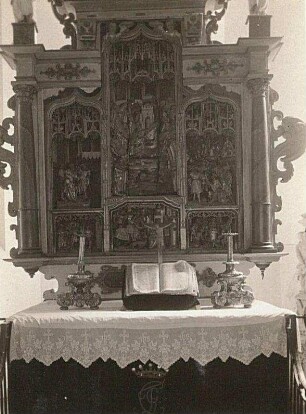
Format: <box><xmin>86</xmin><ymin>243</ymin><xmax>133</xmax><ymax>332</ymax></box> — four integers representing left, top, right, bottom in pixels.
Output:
<box><xmin>159</xmin><ymin>261</ymin><xmax>191</xmax><ymax>294</ymax></box>
<box><xmin>128</xmin><ymin>263</ymin><xmax>160</xmax><ymax>295</ymax></box>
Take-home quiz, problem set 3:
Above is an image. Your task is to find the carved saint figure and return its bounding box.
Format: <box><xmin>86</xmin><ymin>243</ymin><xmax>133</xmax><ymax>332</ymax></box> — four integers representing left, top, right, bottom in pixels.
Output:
<box><xmin>190</xmin><ymin>170</ymin><xmax>203</xmax><ymax>202</ymax></box>
<box><xmin>59</xmin><ymin>164</ymin><xmax>90</xmax><ymax>203</ymax></box>
<box><xmin>62</xmin><ymin>166</ymin><xmax>78</xmax><ymax>202</ymax></box>
<box><xmin>78</xmin><ymin>165</ymin><xmax>91</xmax><ymax>199</ymax></box>
<box><xmin>248</xmin><ymin>0</ymin><xmax>269</xmax><ymax>15</ymax></box>
<box><xmin>11</xmin><ymin>0</ymin><xmax>35</xmax><ymax>23</ymax></box>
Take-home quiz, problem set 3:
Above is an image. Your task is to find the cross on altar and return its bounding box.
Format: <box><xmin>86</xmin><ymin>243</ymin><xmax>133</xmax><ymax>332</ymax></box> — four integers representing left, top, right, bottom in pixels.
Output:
<box><xmin>144</xmin><ymin>209</ymin><xmax>173</xmax><ymax>267</ymax></box>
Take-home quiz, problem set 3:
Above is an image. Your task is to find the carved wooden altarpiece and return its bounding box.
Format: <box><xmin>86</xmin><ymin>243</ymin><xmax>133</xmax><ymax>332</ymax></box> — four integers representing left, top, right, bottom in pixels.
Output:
<box><xmin>0</xmin><ymin>0</ymin><xmax>305</xmax><ymax>279</ymax></box>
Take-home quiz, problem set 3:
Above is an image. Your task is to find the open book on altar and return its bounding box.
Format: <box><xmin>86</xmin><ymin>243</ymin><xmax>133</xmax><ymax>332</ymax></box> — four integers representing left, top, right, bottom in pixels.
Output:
<box><xmin>125</xmin><ymin>260</ymin><xmax>199</xmax><ymax>297</ymax></box>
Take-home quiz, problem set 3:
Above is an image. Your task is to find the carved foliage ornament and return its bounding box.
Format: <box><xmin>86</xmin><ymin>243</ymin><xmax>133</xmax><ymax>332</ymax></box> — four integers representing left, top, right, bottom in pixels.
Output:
<box><xmin>40</xmin><ymin>63</ymin><xmax>95</xmax><ymax>80</ymax></box>
<box><xmin>247</xmin><ymin>77</ymin><xmax>271</xmax><ymax>97</ymax></box>
<box><xmin>187</xmin><ymin>58</ymin><xmax>245</xmax><ymax>76</ymax></box>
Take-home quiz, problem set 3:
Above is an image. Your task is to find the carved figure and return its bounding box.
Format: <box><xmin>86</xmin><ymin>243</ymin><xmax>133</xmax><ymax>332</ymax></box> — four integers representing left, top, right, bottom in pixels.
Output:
<box><xmin>248</xmin><ymin>0</ymin><xmax>269</xmax><ymax>15</ymax></box>
<box><xmin>190</xmin><ymin>170</ymin><xmax>203</xmax><ymax>202</ymax></box>
<box><xmin>62</xmin><ymin>166</ymin><xmax>78</xmax><ymax>201</ymax></box>
<box><xmin>11</xmin><ymin>0</ymin><xmax>35</xmax><ymax>23</ymax></box>
<box><xmin>77</xmin><ymin>165</ymin><xmax>90</xmax><ymax>198</ymax></box>
<box><xmin>60</xmin><ymin>164</ymin><xmax>91</xmax><ymax>203</ymax></box>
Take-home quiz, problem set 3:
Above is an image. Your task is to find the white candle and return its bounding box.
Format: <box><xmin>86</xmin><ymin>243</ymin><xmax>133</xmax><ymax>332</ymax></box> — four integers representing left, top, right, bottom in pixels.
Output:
<box><xmin>78</xmin><ymin>236</ymin><xmax>85</xmax><ymax>263</ymax></box>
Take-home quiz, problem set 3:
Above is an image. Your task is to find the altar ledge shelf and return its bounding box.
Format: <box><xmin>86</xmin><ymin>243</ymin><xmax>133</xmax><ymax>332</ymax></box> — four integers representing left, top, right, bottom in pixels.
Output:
<box><xmin>9</xmin><ymin>299</ymin><xmax>293</xmax><ymax>370</ymax></box>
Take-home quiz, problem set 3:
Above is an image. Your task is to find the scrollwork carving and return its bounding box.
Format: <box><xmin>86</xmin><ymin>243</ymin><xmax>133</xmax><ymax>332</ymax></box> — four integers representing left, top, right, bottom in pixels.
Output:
<box><xmin>271</xmin><ymin>114</ymin><xmax>306</xmax><ymax>185</ymax></box>
<box><xmin>270</xmin><ymin>89</ymin><xmax>306</xmax><ymax>244</ymax></box>
<box><xmin>48</xmin><ymin>0</ymin><xmax>77</xmax><ymax>49</ymax></box>
<box><xmin>0</xmin><ymin>115</ymin><xmax>17</xmax><ymax>217</ymax></box>
<box><xmin>205</xmin><ymin>0</ymin><xmax>229</xmax><ymax>44</ymax></box>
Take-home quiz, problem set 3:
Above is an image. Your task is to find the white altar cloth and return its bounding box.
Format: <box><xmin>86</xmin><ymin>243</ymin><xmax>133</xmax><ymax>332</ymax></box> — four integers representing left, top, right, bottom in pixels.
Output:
<box><xmin>10</xmin><ymin>300</ymin><xmax>292</xmax><ymax>369</ymax></box>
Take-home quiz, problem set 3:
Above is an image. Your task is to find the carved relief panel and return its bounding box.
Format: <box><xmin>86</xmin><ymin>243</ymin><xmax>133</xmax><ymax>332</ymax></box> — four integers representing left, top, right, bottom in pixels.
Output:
<box><xmin>110</xmin><ymin>202</ymin><xmax>180</xmax><ymax>252</ymax></box>
<box><xmin>105</xmin><ymin>24</ymin><xmax>181</xmax><ymax>197</ymax></box>
<box><xmin>183</xmin><ymin>86</ymin><xmax>241</xmax><ymax>251</ymax></box>
<box><xmin>187</xmin><ymin>210</ymin><xmax>238</xmax><ymax>250</ymax></box>
<box><xmin>185</xmin><ymin>96</ymin><xmax>238</xmax><ymax>207</ymax></box>
<box><xmin>45</xmin><ymin>89</ymin><xmax>105</xmax><ymax>255</ymax></box>
<box><xmin>50</xmin><ymin>102</ymin><xmax>102</xmax><ymax>209</ymax></box>
<box><xmin>53</xmin><ymin>212</ymin><xmax>103</xmax><ymax>254</ymax></box>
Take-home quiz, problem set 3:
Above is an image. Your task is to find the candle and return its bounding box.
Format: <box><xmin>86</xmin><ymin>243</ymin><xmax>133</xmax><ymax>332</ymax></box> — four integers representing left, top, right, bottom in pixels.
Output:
<box><xmin>78</xmin><ymin>236</ymin><xmax>85</xmax><ymax>264</ymax></box>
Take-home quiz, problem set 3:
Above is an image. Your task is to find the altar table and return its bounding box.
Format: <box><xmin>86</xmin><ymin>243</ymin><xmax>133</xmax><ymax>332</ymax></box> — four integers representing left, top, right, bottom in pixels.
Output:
<box><xmin>9</xmin><ymin>299</ymin><xmax>292</xmax><ymax>414</ymax></box>
<box><xmin>10</xmin><ymin>299</ymin><xmax>290</xmax><ymax>369</ymax></box>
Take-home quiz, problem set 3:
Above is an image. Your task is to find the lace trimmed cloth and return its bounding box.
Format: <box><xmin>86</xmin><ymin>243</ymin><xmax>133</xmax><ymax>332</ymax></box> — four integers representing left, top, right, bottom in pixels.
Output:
<box><xmin>9</xmin><ymin>300</ymin><xmax>292</xmax><ymax>369</ymax></box>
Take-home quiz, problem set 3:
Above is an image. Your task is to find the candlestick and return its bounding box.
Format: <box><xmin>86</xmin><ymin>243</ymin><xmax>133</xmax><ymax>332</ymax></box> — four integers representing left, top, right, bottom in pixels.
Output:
<box><xmin>211</xmin><ymin>233</ymin><xmax>254</xmax><ymax>308</ymax></box>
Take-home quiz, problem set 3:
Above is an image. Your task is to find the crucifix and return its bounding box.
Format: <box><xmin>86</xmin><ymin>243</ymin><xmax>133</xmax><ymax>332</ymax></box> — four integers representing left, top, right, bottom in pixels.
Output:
<box><xmin>144</xmin><ymin>208</ymin><xmax>173</xmax><ymax>268</ymax></box>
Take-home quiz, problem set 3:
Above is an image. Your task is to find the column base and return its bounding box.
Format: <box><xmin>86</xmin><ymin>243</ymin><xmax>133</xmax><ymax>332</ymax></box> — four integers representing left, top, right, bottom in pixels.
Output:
<box><xmin>250</xmin><ymin>244</ymin><xmax>278</xmax><ymax>253</ymax></box>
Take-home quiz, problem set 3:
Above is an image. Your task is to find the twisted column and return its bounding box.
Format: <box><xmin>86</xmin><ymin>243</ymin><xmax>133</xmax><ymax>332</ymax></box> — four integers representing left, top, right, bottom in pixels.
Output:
<box><xmin>247</xmin><ymin>77</ymin><xmax>275</xmax><ymax>251</ymax></box>
<box><xmin>13</xmin><ymin>84</ymin><xmax>41</xmax><ymax>256</ymax></box>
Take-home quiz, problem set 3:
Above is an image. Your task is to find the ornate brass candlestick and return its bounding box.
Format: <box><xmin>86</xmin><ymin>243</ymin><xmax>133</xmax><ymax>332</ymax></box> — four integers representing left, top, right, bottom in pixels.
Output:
<box><xmin>211</xmin><ymin>233</ymin><xmax>254</xmax><ymax>308</ymax></box>
<box><xmin>57</xmin><ymin>233</ymin><xmax>102</xmax><ymax>310</ymax></box>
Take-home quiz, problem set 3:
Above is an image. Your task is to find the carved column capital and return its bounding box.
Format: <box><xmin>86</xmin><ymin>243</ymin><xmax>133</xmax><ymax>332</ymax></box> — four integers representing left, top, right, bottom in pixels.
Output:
<box><xmin>247</xmin><ymin>77</ymin><xmax>272</xmax><ymax>97</ymax></box>
<box><xmin>13</xmin><ymin>84</ymin><xmax>37</xmax><ymax>102</ymax></box>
